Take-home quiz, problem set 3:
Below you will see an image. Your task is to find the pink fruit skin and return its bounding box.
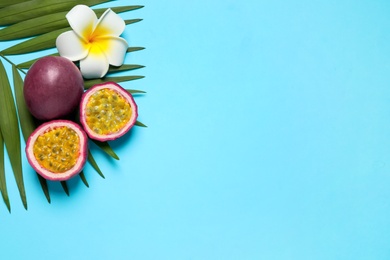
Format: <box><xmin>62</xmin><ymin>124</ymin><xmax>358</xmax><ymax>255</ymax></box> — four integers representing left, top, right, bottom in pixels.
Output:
<box><xmin>25</xmin><ymin>120</ymin><xmax>88</xmax><ymax>181</ymax></box>
<box><xmin>23</xmin><ymin>56</ymin><xmax>84</xmax><ymax>121</ymax></box>
<box><xmin>80</xmin><ymin>82</ymin><xmax>138</xmax><ymax>142</ymax></box>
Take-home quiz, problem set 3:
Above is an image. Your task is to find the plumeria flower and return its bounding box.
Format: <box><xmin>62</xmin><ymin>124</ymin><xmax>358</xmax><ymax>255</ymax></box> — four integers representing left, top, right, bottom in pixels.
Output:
<box><xmin>56</xmin><ymin>5</ymin><xmax>128</xmax><ymax>79</ymax></box>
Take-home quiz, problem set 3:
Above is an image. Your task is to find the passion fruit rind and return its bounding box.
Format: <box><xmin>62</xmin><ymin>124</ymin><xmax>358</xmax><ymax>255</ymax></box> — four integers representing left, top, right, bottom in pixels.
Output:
<box><xmin>23</xmin><ymin>56</ymin><xmax>84</xmax><ymax>121</ymax></box>
<box><xmin>80</xmin><ymin>82</ymin><xmax>138</xmax><ymax>142</ymax></box>
<box><xmin>26</xmin><ymin>120</ymin><xmax>88</xmax><ymax>181</ymax></box>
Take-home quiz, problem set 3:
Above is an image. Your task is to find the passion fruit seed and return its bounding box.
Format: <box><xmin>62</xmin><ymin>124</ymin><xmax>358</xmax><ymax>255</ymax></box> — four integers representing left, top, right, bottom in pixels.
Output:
<box><xmin>85</xmin><ymin>88</ymin><xmax>132</xmax><ymax>135</ymax></box>
<box><xmin>26</xmin><ymin>120</ymin><xmax>88</xmax><ymax>181</ymax></box>
<box><xmin>80</xmin><ymin>82</ymin><xmax>138</xmax><ymax>141</ymax></box>
<box><xmin>33</xmin><ymin>126</ymin><xmax>80</xmax><ymax>173</ymax></box>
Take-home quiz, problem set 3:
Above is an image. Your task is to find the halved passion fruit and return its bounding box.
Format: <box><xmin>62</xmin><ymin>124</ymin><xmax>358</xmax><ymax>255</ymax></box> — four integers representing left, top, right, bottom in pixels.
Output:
<box><xmin>26</xmin><ymin>120</ymin><xmax>88</xmax><ymax>181</ymax></box>
<box><xmin>79</xmin><ymin>82</ymin><xmax>138</xmax><ymax>141</ymax></box>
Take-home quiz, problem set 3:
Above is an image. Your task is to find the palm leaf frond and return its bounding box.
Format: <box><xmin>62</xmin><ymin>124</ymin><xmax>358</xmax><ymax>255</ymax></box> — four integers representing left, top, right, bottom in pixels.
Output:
<box><xmin>0</xmin><ymin>60</ymin><xmax>27</xmax><ymax>210</ymax></box>
<box><xmin>0</xmin><ymin>0</ymin><xmax>110</xmax><ymax>25</ymax></box>
<box><xmin>0</xmin><ymin>1</ymin><xmax>146</xmax><ymax>212</ymax></box>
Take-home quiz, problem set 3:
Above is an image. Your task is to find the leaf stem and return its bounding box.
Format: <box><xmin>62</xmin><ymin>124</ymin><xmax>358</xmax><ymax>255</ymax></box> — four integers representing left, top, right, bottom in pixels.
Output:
<box><xmin>0</xmin><ymin>52</ymin><xmax>26</xmax><ymax>75</ymax></box>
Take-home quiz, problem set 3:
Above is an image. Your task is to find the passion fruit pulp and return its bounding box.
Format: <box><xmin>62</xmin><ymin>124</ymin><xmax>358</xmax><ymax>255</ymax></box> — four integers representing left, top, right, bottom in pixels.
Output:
<box><xmin>79</xmin><ymin>82</ymin><xmax>138</xmax><ymax>141</ymax></box>
<box><xmin>26</xmin><ymin>120</ymin><xmax>88</xmax><ymax>181</ymax></box>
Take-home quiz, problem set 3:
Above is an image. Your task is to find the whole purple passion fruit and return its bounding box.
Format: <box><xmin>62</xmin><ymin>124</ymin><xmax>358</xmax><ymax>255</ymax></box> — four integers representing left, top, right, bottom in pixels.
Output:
<box><xmin>24</xmin><ymin>56</ymin><xmax>84</xmax><ymax>121</ymax></box>
<box><xmin>25</xmin><ymin>120</ymin><xmax>88</xmax><ymax>181</ymax></box>
<box><xmin>80</xmin><ymin>82</ymin><xmax>138</xmax><ymax>141</ymax></box>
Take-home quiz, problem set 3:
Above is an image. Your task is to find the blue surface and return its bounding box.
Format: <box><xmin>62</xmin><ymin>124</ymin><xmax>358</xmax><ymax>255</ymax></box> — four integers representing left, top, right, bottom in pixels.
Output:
<box><xmin>1</xmin><ymin>0</ymin><xmax>390</xmax><ymax>259</ymax></box>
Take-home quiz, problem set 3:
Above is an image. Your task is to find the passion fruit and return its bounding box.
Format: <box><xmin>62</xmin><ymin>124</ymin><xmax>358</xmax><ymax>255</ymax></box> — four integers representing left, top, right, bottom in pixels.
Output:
<box><xmin>24</xmin><ymin>56</ymin><xmax>84</xmax><ymax>121</ymax></box>
<box><xmin>79</xmin><ymin>82</ymin><xmax>138</xmax><ymax>141</ymax></box>
<box><xmin>25</xmin><ymin>120</ymin><xmax>88</xmax><ymax>181</ymax></box>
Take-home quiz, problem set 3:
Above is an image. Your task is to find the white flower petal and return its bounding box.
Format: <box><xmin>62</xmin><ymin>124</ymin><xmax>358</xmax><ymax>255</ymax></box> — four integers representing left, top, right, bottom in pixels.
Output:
<box><xmin>79</xmin><ymin>44</ymin><xmax>109</xmax><ymax>79</ymax></box>
<box><xmin>93</xmin><ymin>8</ymin><xmax>126</xmax><ymax>38</ymax></box>
<box><xmin>94</xmin><ymin>36</ymin><xmax>128</xmax><ymax>66</ymax></box>
<box><xmin>56</xmin><ymin>31</ymin><xmax>89</xmax><ymax>61</ymax></box>
<box><xmin>66</xmin><ymin>5</ymin><xmax>97</xmax><ymax>41</ymax></box>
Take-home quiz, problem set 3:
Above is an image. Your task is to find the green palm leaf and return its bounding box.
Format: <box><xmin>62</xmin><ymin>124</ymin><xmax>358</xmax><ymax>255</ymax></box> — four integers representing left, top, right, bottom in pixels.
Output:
<box><xmin>12</xmin><ymin>65</ymin><xmax>51</xmax><ymax>203</ymax></box>
<box><xmin>127</xmin><ymin>89</ymin><xmax>147</xmax><ymax>94</ymax></box>
<box><xmin>79</xmin><ymin>171</ymin><xmax>89</xmax><ymax>188</ymax></box>
<box><xmin>125</xmin><ymin>18</ymin><xmax>143</xmax><ymax>25</ymax></box>
<box><xmin>88</xmin><ymin>150</ymin><xmax>105</xmax><ymax>179</ymax></box>
<box><xmin>1</xmin><ymin>27</ymin><xmax>68</xmax><ymax>55</ymax></box>
<box><xmin>109</xmin><ymin>64</ymin><xmax>145</xmax><ymax>74</ymax></box>
<box><xmin>0</xmin><ymin>0</ymin><xmax>110</xmax><ymax>25</ymax></box>
<box><xmin>135</xmin><ymin>121</ymin><xmax>147</xmax><ymax>127</ymax></box>
<box><xmin>0</xmin><ymin>7</ymin><xmax>143</xmax><ymax>41</ymax></box>
<box><xmin>92</xmin><ymin>140</ymin><xmax>120</xmax><ymax>160</ymax></box>
<box><xmin>12</xmin><ymin>66</ymin><xmax>36</xmax><ymax>141</ymax></box>
<box><xmin>1</xmin><ymin>8</ymin><xmax>143</xmax><ymax>55</ymax></box>
<box><xmin>0</xmin><ymin>11</ymin><xmax>69</xmax><ymax>40</ymax></box>
<box><xmin>127</xmin><ymin>47</ymin><xmax>145</xmax><ymax>52</ymax></box>
<box><xmin>17</xmin><ymin>47</ymin><xmax>144</xmax><ymax>69</ymax></box>
<box><xmin>61</xmin><ymin>181</ymin><xmax>69</xmax><ymax>196</ymax></box>
<box><xmin>0</xmin><ymin>130</ymin><xmax>11</xmax><ymax>212</ymax></box>
<box><xmin>36</xmin><ymin>174</ymin><xmax>51</xmax><ymax>203</ymax></box>
<box><xmin>0</xmin><ymin>0</ymin><xmax>28</xmax><ymax>9</ymax></box>
<box><xmin>0</xmin><ymin>59</ymin><xmax>27</xmax><ymax>209</ymax></box>
<box><xmin>84</xmin><ymin>76</ymin><xmax>144</xmax><ymax>89</ymax></box>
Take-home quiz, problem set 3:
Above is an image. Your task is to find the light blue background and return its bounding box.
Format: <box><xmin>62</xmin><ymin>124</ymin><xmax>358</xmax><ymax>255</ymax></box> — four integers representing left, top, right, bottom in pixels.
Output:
<box><xmin>1</xmin><ymin>0</ymin><xmax>390</xmax><ymax>259</ymax></box>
